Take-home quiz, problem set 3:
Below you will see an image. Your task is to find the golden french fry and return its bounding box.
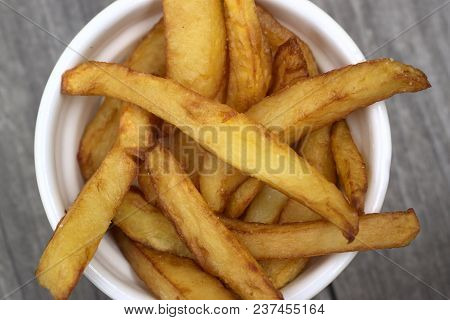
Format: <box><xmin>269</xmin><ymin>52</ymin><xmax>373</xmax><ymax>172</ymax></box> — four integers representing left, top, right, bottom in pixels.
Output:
<box><xmin>62</xmin><ymin>59</ymin><xmax>430</xmax><ymax>238</ymax></box>
<box><xmin>256</xmin><ymin>5</ymin><xmax>292</xmax><ymax>52</ymax></box>
<box><xmin>160</xmin><ymin>130</ymin><xmax>205</xmax><ymax>188</ymax></box>
<box><xmin>199</xmin><ymin>155</ymin><xmax>247</xmax><ymax>213</ymax></box>
<box><xmin>279</xmin><ymin>125</ymin><xmax>335</xmax><ymax>224</ymax></box>
<box><xmin>259</xmin><ymin>258</ymin><xmax>308</xmax><ymax>289</ymax></box>
<box><xmin>113</xmin><ymin>195</ymin><xmax>419</xmax><ymax>259</ymax></box>
<box><xmin>300</xmin><ymin>126</ymin><xmax>337</xmax><ymax>184</ymax></box>
<box><xmin>224</xmin><ymin>178</ymin><xmax>264</xmax><ymax>218</ymax></box>
<box><xmin>164</xmin><ymin>0</ymin><xmax>226</xmax><ymax>98</ymax></box>
<box><xmin>244</xmin><ymin>186</ymin><xmax>287</xmax><ymax>223</ymax></box>
<box><xmin>113</xmin><ymin>188</ymin><xmax>192</xmax><ymax>258</ymax></box>
<box><xmin>280</xmin><ymin>200</ymin><xmax>322</xmax><ymax>224</ymax></box>
<box><xmin>224</xmin><ymin>0</ymin><xmax>272</xmax><ymax>112</ymax></box>
<box><xmin>270</xmin><ymin>37</ymin><xmax>319</xmax><ymax>92</ymax></box>
<box><xmin>246</xmin><ymin>59</ymin><xmax>430</xmax><ymax>145</ymax></box>
<box><xmin>78</xmin><ymin>20</ymin><xmax>165</xmax><ymax>180</ymax></box>
<box><xmin>223</xmin><ymin>210</ymin><xmax>420</xmax><ymax>259</ymax></box>
<box><xmin>113</xmin><ymin>229</ymin><xmax>235</xmax><ymax>300</ymax></box>
<box><xmin>331</xmin><ymin>120</ymin><xmax>368</xmax><ymax>214</ymax></box>
<box><xmin>36</xmin><ymin>105</ymin><xmax>153</xmax><ymax>299</ymax></box>
<box><xmin>140</xmin><ymin>145</ymin><xmax>282</xmax><ymax>299</ymax></box>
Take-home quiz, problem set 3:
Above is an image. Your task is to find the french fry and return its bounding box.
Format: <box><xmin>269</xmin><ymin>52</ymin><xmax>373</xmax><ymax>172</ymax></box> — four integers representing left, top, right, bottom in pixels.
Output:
<box><xmin>36</xmin><ymin>104</ymin><xmax>153</xmax><ymax>299</ymax></box>
<box><xmin>255</xmin><ymin>5</ymin><xmax>292</xmax><ymax>52</ymax></box>
<box><xmin>113</xmin><ymin>188</ymin><xmax>192</xmax><ymax>258</ymax></box>
<box><xmin>280</xmin><ymin>200</ymin><xmax>322</xmax><ymax>224</ymax></box>
<box><xmin>223</xmin><ymin>210</ymin><xmax>420</xmax><ymax>259</ymax></box>
<box><xmin>270</xmin><ymin>37</ymin><xmax>318</xmax><ymax>92</ymax></box>
<box><xmin>199</xmin><ymin>155</ymin><xmax>247</xmax><ymax>213</ymax></box>
<box><xmin>278</xmin><ymin>124</ymin><xmax>337</xmax><ymax>224</ymax></box>
<box><xmin>160</xmin><ymin>129</ymin><xmax>205</xmax><ymax>188</ymax></box>
<box><xmin>78</xmin><ymin>20</ymin><xmax>165</xmax><ymax>180</ymax></box>
<box><xmin>113</xmin><ymin>229</ymin><xmax>235</xmax><ymax>300</ymax></box>
<box><xmin>246</xmin><ymin>59</ymin><xmax>430</xmax><ymax>145</ymax></box>
<box><xmin>259</xmin><ymin>258</ymin><xmax>308</xmax><ymax>289</ymax></box>
<box><xmin>113</xmin><ymin>195</ymin><xmax>419</xmax><ymax>259</ymax></box>
<box><xmin>244</xmin><ymin>186</ymin><xmax>287</xmax><ymax>223</ymax></box>
<box><xmin>140</xmin><ymin>145</ymin><xmax>282</xmax><ymax>299</ymax></box>
<box><xmin>331</xmin><ymin>120</ymin><xmax>368</xmax><ymax>214</ymax></box>
<box><xmin>62</xmin><ymin>59</ymin><xmax>430</xmax><ymax>238</ymax></box>
<box><xmin>164</xmin><ymin>0</ymin><xmax>226</xmax><ymax>99</ymax></box>
<box><xmin>224</xmin><ymin>177</ymin><xmax>264</xmax><ymax>219</ymax></box>
<box><xmin>224</xmin><ymin>0</ymin><xmax>272</xmax><ymax>112</ymax></box>
<box><xmin>300</xmin><ymin>125</ymin><xmax>337</xmax><ymax>184</ymax></box>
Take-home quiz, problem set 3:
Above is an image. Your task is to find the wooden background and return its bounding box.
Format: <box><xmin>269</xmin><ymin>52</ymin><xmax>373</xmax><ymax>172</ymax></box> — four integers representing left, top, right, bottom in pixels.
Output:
<box><xmin>0</xmin><ymin>0</ymin><xmax>448</xmax><ymax>299</ymax></box>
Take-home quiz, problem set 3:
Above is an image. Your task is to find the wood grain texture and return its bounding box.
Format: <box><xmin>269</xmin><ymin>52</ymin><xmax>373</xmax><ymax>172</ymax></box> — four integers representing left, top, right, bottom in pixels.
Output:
<box><xmin>0</xmin><ymin>0</ymin><xmax>447</xmax><ymax>299</ymax></box>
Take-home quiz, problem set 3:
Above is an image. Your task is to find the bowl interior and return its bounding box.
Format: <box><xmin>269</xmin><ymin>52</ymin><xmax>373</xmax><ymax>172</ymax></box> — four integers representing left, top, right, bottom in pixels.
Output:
<box><xmin>35</xmin><ymin>0</ymin><xmax>391</xmax><ymax>300</ymax></box>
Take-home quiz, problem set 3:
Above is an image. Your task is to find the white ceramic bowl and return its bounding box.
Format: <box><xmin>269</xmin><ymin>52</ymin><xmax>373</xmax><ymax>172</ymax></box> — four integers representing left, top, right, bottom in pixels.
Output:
<box><xmin>35</xmin><ymin>0</ymin><xmax>391</xmax><ymax>299</ymax></box>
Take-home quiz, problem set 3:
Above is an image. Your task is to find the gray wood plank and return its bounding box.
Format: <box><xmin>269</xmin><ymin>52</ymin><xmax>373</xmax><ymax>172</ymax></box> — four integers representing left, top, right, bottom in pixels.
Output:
<box><xmin>311</xmin><ymin>0</ymin><xmax>450</xmax><ymax>299</ymax></box>
<box><xmin>313</xmin><ymin>286</ymin><xmax>334</xmax><ymax>300</ymax></box>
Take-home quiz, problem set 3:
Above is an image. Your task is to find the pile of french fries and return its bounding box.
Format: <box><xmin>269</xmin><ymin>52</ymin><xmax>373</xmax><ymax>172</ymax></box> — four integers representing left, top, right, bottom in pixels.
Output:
<box><xmin>36</xmin><ymin>0</ymin><xmax>430</xmax><ymax>300</ymax></box>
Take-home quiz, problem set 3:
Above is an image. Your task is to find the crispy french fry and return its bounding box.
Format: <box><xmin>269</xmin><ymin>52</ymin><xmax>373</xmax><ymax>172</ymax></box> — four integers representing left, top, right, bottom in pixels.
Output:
<box><xmin>279</xmin><ymin>86</ymin><xmax>336</xmax><ymax>226</ymax></box>
<box><xmin>140</xmin><ymin>145</ymin><xmax>282</xmax><ymax>299</ymax></box>
<box><xmin>160</xmin><ymin>130</ymin><xmax>205</xmax><ymax>188</ymax></box>
<box><xmin>270</xmin><ymin>37</ymin><xmax>318</xmax><ymax>92</ymax></box>
<box><xmin>224</xmin><ymin>0</ymin><xmax>272</xmax><ymax>112</ymax></box>
<box><xmin>246</xmin><ymin>59</ymin><xmax>430</xmax><ymax>145</ymax></box>
<box><xmin>200</xmin><ymin>156</ymin><xmax>247</xmax><ymax>213</ymax></box>
<box><xmin>300</xmin><ymin>125</ymin><xmax>337</xmax><ymax>184</ymax></box>
<box><xmin>223</xmin><ymin>210</ymin><xmax>420</xmax><ymax>259</ymax></box>
<box><xmin>259</xmin><ymin>258</ymin><xmax>308</xmax><ymax>289</ymax></box>
<box><xmin>244</xmin><ymin>186</ymin><xmax>287</xmax><ymax>223</ymax></box>
<box><xmin>331</xmin><ymin>120</ymin><xmax>368</xmax><ymax>214</ymax></box>
<box><xmin>113</xmin><ymin>229</ymin><xmax>235</xmax><ymax>300</ymax></box>
<box><xmin>113</xmin><ymin>195</ymin><xmax>419</xmax><ymax>259</ymax></box>
<box><xmin>224</xmin><ymin>177</ymin><xmax>264</xmax><ymax>219</ymax></box>
<box><xmin>62</xmin><ymin>59</ymin><xmax>430</xmax><ymax>238</ymax></box>
<box><xmin>36</xmin><ymin>104</ymin><xmax>153</xmax><ymax>299</ymax></box>
<box><xmin>278</xmin><ymin>125</ymin><xmax>335</xmax><ymax>224</ymax></box>
<box><xmin>280</xmin><ymin>200</ymin><xmax>322</xmax><ymax>224</ymax></box>
<box><xmin>256</xmin><ymin>5</ymin><xmax>292</xmax><ymax>52</ymax></box>
<box><xmin>78</xmin><ymin>20</ymin><xmax>165</xmax><ymax>180</ymax></box>
<box><xmin>78</xmin><ymin>98</ymin><xmax>121</xmax><ymax>180</ymax></box>
<box><xmin>113</xmin><ymin>188</ymin><xmax>192</xmax><ymax>258</ymax></box>
<box><xmin>164</xmin><ymin>0</ymin><xmax>226</xmax><ymax>98</ymax></box>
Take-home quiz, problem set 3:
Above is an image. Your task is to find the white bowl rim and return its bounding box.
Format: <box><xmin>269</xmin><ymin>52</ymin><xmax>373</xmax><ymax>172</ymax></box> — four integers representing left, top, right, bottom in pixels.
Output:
<box><xmin>34</xmin><ymin>0</ymin><xmax>392</xmax><ymax>300</ymax></box>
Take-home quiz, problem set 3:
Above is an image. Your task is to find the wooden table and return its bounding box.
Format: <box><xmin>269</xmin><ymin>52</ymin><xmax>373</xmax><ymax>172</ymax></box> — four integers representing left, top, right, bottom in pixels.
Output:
<box><xmin>0</xmin><ymin>0</ymin><xmax>448</xmax><ymax>299</ymax></box>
